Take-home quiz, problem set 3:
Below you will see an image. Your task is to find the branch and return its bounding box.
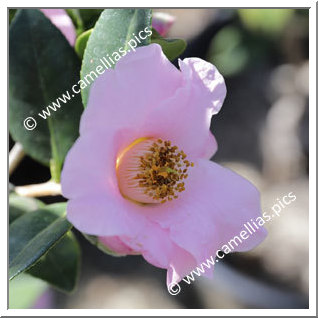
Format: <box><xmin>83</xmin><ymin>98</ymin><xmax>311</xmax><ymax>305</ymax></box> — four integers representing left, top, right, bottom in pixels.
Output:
<box><xmin>14</xmin><ymin>181</ymin><xmax>62</xmax><ymax>197</ymax></box>
<box><xmin>9</xmin><ymin>143</ymin><xmax>25</xmax><ymax>175</ymax></box>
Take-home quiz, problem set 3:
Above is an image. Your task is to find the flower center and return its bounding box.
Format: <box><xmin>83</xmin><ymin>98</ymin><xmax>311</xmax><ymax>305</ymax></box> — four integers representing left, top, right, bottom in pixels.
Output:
<box><xmin>116</xmin><ymin>138</ymin><xmax>194</xmax><ymax>204</ymax></box>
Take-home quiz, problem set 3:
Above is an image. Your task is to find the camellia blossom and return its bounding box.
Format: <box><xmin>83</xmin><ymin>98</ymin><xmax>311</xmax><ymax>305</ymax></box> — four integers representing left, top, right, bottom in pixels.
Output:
<box><xmin>61</xmin><ymin>43</ymin><xmax>267</xmax><ymax>287</ymax></box>
<box><xmin>41</xmin><ymin>9</ymin><xmax>76</xmax><ymax>46</ymax></box>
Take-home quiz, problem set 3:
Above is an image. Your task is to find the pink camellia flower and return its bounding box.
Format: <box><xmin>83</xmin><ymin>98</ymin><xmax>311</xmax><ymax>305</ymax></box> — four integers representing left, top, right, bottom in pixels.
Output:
<box><xmin>61</xmin><ymin>43</ymin><xmax>267</xmax><ymax>288</ymax></box>
<box><xmin>152</xmin><ymin>12</ymin><xmax>175</xmax><ymax>36</ymax></box>
<box><xmin>41</xmin><ymin>9</ymin><xmax>76</xmax><ymax>46</ymax></box>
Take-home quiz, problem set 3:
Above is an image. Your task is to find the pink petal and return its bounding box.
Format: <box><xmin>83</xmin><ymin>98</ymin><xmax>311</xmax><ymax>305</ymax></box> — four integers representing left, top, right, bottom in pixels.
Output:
<box><xmin>61</xmin><ymin>128</ymin><xmax>150</xmax><ymax>237</ymax></box>
<box><xmin>140</xmin><ymin>56</ymin><xmax>226</xmax><ymax>159</ymax></box>
<box><xmin>69</xmin><ymin>191</ymin><xmax>195</xmax><ymax>284</ymax></box>
<box><xmin>82</xmin><ymin>44</ymin><xmax>225</xmax><ymax>159</ymax></box>
<box><xmin>145</xmin><ymin>159</ymin><xmax>267</xmax><ymax>264</ymax></box>
<box><xmin>41</xmin><ymin>9</ymin><xmax>76</xmax><ymax>46</ymax></box>
<box><xmin>81</xmin><ymin>44</ymin><xmax>182</xmax><ymax>135</ymax></box>
<box><xmin>152</xmin><ymin>12</ymin><xmax>175</xmax><ymax>36</ymax></box>
<box><xmin>139</xmin><ymin>73</ymin><xmax>220</xmax><ymax>159</ymax></box>
<box><xmin>66</xmin><ymin>195</ymin><xmax>143</xmax><ymax>236</ymax></box>
<box><xmin>166</xmin><ymin>245</ymin><xmax>197</xmax><ymax>286</ymax></box>
<box><xmin>61</xmin><ymin>129</ymin><xmax>120</xmax><ymax>200</ymax></box>
<box><xmin>179</xmin><ymin>58</ymin><xmax>227</xmax><ymax>115</ymax></box>
<box><xmin>98</xmin><ymin>236</ymin><xmax>135</xmax><ymax>255</ymax></box>
<box><xmin>119</xmin><ymin>224</ymin><xmax>197</xmax><ymax>285</ymax></box>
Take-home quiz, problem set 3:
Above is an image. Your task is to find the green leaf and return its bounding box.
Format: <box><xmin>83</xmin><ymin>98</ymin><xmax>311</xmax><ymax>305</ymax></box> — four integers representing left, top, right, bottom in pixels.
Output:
<box><xmin>9</xmin><ymin>194</ymin><xmax>44</xmax><ymax>224</ymax></box>
<box><xmin>78</xmin><ymin>9</ymin><xmax>103</xmax><ymax>30</ymax></box>
<box><xmin>9</xmin><ymin>202</ymin><xmax>80</xmax><ymax>293</ymax></box>
<box><xmin>9</xmin><ymin>208</ymin><xmax>72</xmax><ymax>280</ymax></box>
<box><xmin>9</xmin><ymin>9</ymin><xmax>17</xmax><ymax>24</ymax></box>
<box><xmin>151</xmin><ymin>28</ymin><xmax>187</xmax><ymax>61</ymax></box>
<box><xmin>75</xmin><ymin>29</ymin><xmax>92</xmax><ymax>59</ymax></box>
<box><xmin>9</xmin><ymin>9</ymin><xmax>83</xmax><ymax>181</ymax></box>
<box><xmin>81</xmin><ymin>9</ymin><xmax>152</xmax><ymax>107</ymax></box>
<box><xmin>9</xmin><ymin>205</ymin><xmax>25</xmax><ymax>224</ymax></box>
<box><xmin>66</xmin><ymin>9</ymin><xmax>103</xmax><ymax>33</ymax></box>
<box><xmin>42</xmin><ymin>202</ymin><xmax>67</xmax><ymax>218</ymax></box>
<box><xmin>27</xmin><ymin>232</ymin><xmax>80</xmax><ymax>293</ymax></box>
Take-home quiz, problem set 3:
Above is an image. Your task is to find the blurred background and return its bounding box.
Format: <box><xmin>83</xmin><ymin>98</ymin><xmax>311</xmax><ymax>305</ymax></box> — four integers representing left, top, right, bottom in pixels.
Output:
<box><xmin>9</xmin><ymin>8</ymin><xmax>309</xmax><ymax>309</ymax></box>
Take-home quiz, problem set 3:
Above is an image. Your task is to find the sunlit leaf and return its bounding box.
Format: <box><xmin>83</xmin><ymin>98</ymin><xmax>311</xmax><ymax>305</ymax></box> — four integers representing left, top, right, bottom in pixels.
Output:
<box><xmin>81</xmin><ymin>9</ymin><xmax>152</xmax><ymax>107</ymax></box>
<box><xmin>75</xmin><ymin>28</ymin><xmax>92</xmax><ymax>58</ymax></box>
<box><xmin>9</xmin><ymin>208</ymin><xmax>71</xmax><ymax>280</ymax></box>
<box><xmin>27</xmin><ymin>232</ymin><xmax>80</xmax><ymax>293</ymax></box>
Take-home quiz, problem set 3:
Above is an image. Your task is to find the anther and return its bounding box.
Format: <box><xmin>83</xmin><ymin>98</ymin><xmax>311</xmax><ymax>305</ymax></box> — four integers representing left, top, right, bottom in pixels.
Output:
<box><xmin>116</xmin><ymin>138</ymin><xmax>194</xmax><ymax>204</ymax></box>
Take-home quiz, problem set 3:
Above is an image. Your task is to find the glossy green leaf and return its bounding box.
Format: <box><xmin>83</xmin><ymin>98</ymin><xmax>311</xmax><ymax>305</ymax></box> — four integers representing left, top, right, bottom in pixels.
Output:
<box><xmin>27</xmin><ymin>232</ymin><xmax>80</xmax><ymax>293</ymax></box>
<box><xmin>151</xmin><ymin>28</ymin><xmax>187</xmax><ymax>61</ymax></box>
<box><xmin>81</xmin><ymin>9</ymin><xmax>152</xmax><ymax>107</ymax></box>
<box><xmin>9</xmin><ymin>208</ymin><xmax>72</xmax><ymax>280</ymax></box>
<box><xmin>9</xmin><ymin>9</ymin><xmax>83</xmax><ymax>180</ymax></box>
<box><xmin>9</xmin><ymin>202</ymin><xmax>80</xmax><ymax>292</ymax></box>
<box><xmin>9</xmin><ymin>194</ymin><xmax>44</xmax><ymax>224</ymax></box>
<box><xmin>75</xmin><ymin>29</ymin><xmax>92</xmax><ymax>59</ymax></box>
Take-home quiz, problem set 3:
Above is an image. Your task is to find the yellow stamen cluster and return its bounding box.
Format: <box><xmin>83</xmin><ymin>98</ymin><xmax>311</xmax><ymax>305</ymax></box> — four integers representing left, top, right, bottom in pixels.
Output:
<box><xmin>134</xmin><ymin>139</ymin><xmax>194</xmax><ymax>204</ymax></box>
